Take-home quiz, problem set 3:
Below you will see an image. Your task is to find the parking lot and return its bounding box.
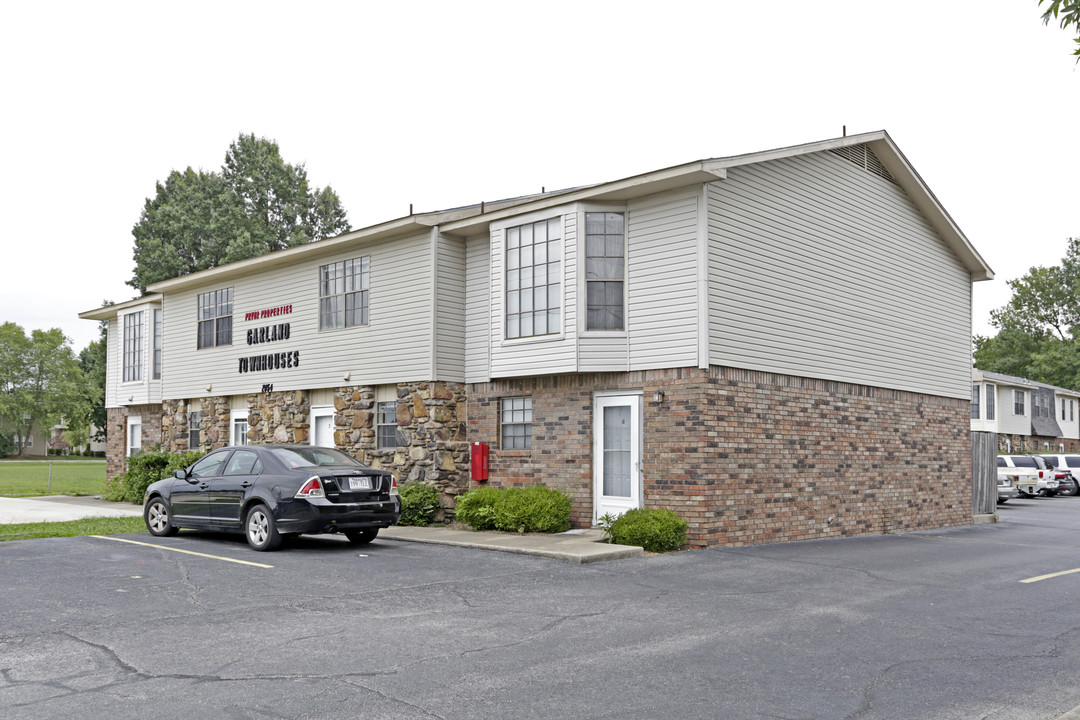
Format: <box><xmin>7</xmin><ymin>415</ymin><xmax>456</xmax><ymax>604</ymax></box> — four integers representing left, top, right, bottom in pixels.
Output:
<box><xmin>4</xmin><ymin>498</ymin><xmax>1080</xmax><ymax>720</ymax></box>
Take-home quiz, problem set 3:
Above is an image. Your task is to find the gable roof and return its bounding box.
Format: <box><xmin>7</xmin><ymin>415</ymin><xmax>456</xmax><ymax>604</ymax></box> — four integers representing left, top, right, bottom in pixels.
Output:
<box><xmin>86</xmin><ymin>130</ymin><xmax>992</xmax><ymax>304</ymax></box>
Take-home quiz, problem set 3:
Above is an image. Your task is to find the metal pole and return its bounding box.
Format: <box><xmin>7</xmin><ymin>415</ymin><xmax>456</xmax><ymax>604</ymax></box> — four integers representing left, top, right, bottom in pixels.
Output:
<box><xmin>47</xmin><ymin>461</ymin><xmax>53</xmax><ymax>494</ymax></box>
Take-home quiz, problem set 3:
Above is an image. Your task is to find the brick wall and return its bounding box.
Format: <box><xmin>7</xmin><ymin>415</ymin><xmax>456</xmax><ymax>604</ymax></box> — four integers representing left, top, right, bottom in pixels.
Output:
<box><xmin>104</xmin><ymin>404</ymin><xmax>164</xmax><ymax>482</ymax></box>
<box><xmin>468</xmin><ymin>366</ymin><xmax>972</xmax><ymax>548</ymax></box>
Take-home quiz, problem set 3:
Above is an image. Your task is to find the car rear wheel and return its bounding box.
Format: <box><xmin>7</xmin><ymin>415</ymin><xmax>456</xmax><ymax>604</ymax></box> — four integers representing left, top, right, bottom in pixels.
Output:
<box><xmin>1062</xmin><ymin>480</ymin><xmax>1080</xmax><ymax>497</ymax></box>
<box><xmin>246</xmin><ymin>504</ymin><xmax>282</xmax><ymax>551</ymax></box>
<box><xmin>144</xmin><ymin>497</ymin><xmax>179</xmax><ymax>537</ymax></box>
<box><xmin>345</xmin><ymin>528</ymin><xmax>379</xmax><ymax>546</ymax></box>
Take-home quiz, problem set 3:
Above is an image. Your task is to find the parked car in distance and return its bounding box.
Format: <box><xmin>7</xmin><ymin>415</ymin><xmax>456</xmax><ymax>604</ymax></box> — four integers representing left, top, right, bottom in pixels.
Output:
<box><xmin>1039</xmin><ymin>454</ymin><xmax>1080</xmax><ymax>497</ymax></box>
<box><xmin>997</xmin><ymin>474</ymin><xmax>1018</xmax><ymax>504</ymax></box>
<box><xmin>143</xmin><ymin>444</ymin><xmax>400</xmax><ymax>551</ymax></box>
<box><xmin>997</xmin><ymin>455</ymin><xmax>1060</xmax><ymax>498</ymax></box>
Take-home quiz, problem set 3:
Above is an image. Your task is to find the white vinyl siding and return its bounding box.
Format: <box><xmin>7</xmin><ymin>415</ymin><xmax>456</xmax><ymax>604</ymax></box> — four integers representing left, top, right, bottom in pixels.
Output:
<box><xmin>435</xmin><ymin>233</ymin><xmax>466</xmax><ymax>381</ymax></box>
<box><xmin>626</xmin><ymin>187</ymin><xmax>699</xmax><ymax>371</ymax></box>
<box><xmin>998</xmin><ymin>385</ymin><xmax>1032</xmax><ymax>435</ymax></box>
<box><xmin>708</xmin><ymin>150</ymin><xmax>972</xmax><ymax>399</ymax></box>
<box><xmin>1059</xmin><ymin>395</ymin><xmax>1080</xmax><ymax>440</ymax></box>
<box><xmin>465</xmin><ymin>234</ymin><xmax>492</xmax><ymax>383</ymax></box>
<box><xmin>161</xmin><ymin>231</ymin><xmax>434</xmax><ymax>399</ymax></box>
<box><xmin>108</xmin><ymin>303</ymin><xmax>162</xmax><ymax>408</ymax></box>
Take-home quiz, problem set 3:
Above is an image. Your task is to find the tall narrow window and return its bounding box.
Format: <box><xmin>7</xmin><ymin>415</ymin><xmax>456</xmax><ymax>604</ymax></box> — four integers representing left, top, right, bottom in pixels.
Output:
<box><xmin>188</xmin><ymin>410</ymin><xmax>202</xmax><ymax>450</ymax></box>
<box><xmin>500</xmin><ymin>397</ymin><xmax>533</xmax><ymax>449</ymax></box>
<box><xmin>231</xmin><ymin>410</ymin><xmax>249</xmax><ymax>446</ymax></box>
<box><xmin>986</xmin><ymin>384</ymin><xmax>995</xmax><ymax>421</ymax></box>
<box><xmin>1014</xmin><ymin>390</ymin><xmax>1025</xmax><ymax>416</ymax></box>
<box><xmin>376</xmin><ymin>401</ymin><xmax>405</xmax><ymax>449</ymax></box>
<box><xmin>971</xmin><ymin>385</ymin><xmax>980</xmax><ymax>420</ymax></box>
<box><xmin>123</xmin><ymin>312</ymin><xmax>143</xmax><ymax>382</ymax></box>
<box><xmin>585</xmin><ymin>212</ymin><xmax>625</xmax><ymax>330</ymax></box>
<box><xmin>319</xmin><ymin>257</ymin><xmax>369</xmax><ymax>330</ymax></box>
<box><xmin>197</xmin><ymin>288</ymin><xmax>233</xmax><ymax>348</ymax></box>
<box><xmin>127</xmin><ymin>416</ymin><xmax>142</xmax><ymax>456</ymax></box>
<box><xmin>1064</xmin><ymin>398</ymin><xmax>1068</xmax><ymax>422</ymax></box>
<box><xmin>506</xmin><ymin>218</ymin><xmax>561</xmax><ymax>339</ymax></box>
<box><xmin>152</xmin><ymin>308</ymin><xmax>162</xmax><ymax>379</ymax></box>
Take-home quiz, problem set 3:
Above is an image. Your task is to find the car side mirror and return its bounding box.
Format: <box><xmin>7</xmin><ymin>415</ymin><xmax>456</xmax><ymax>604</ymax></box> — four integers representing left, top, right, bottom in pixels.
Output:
<box><xmin>175</xmin><ymin>469</ymin><xmax>195</xmax><ymax>483</ymax></box>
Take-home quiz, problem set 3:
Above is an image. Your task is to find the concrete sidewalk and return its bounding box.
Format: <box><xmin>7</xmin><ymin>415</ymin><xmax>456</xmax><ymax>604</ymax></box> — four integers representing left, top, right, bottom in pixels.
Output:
<box><xmin>0</xmin><ymin>495</ymin><xmax>643</xmax><ymax>563</ymax></box>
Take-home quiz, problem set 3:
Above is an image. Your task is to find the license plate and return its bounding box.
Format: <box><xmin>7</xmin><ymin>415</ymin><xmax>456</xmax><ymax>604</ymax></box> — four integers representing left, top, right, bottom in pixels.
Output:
<box><xmin>348</xmin><ymin>477</ymin><xmax>372</xmax><ymax>491</ymax></box>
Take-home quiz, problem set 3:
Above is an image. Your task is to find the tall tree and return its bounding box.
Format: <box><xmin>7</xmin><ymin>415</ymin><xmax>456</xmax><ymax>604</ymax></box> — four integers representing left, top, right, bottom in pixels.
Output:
<box><xmin>129</xmin><ymin>134</ymin><xmax>351</xmax><ymax>293</ymax></box>
<box><xmin>0</xmin><ymin>323</ymin><xmax>89</xmax><ymax>455</ymax></box>
<box><xmin>1040</xmin><ymin>0</ymin><xmax>1080</xmax><ymax>59</ymax></box>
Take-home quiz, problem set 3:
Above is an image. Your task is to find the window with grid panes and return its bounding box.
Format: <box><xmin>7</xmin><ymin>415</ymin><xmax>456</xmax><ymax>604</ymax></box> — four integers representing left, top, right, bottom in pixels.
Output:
<box><xmin>585</xmin><ymin>212</ymin><xmax>625</xmax><ymax>330</ymax></box>
<box><xmin>1014</xmin><ymin>390</ymin><xmax>1025</xmax><ymax>416</ymax></box>
<box><xmin>123</xmin><ymin>312</ymin><xmax>143</xmax><ymax>382</ymax></box>
<box><xmin>197</xmin><ymin>288</ymin><xmax>233</xmax><ymax>349</ymax></box>
<box><xmin>505</xmin><ymin>218</ymin><xmax>561</xmax><ymax>339</ymax></box>
<box><xmin>986</xmin><ymin>384</ymin><xmax>995</xmax><ymax>420</ymax></box>
<box><xmin>152</xmin><ymin>308</ymin><xmax>162</xmax><ymax>379</ymax></box>
<box><xmin>971</xmin><ymin>385</ymin><xmax>980</xmax><ymax>419</ymax></box>
<box><xmin>188</xmin><ymin>411</ymin><xmax>201</xmax><ymax>450</ymax></box>
<box><xmin>501</xmin><ymin>397</ymin><xmax>532</xmax><ymax>449</ymax></box>
<box><xmin>376</xmin><ymin>401</ymin><xmax>405</xmax><ymax>449</ymax></box>
<box><xmin>319</xmin><ymin>257</ymin><xmax>369</xmax><ymax>330</ymax></box>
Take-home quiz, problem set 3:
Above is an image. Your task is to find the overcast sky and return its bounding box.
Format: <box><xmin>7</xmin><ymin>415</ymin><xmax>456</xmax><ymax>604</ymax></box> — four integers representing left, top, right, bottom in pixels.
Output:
<box><xmin>2</xmin><ymin>0</ymin><xmax>1077</xmax><ymax>353</ymax></box>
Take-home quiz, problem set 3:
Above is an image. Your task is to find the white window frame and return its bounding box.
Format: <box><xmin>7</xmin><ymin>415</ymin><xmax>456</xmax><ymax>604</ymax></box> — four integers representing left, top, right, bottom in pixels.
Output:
<box><xmin>152</xmin><ymin>308</ymin><xmax>162</xmax><ymax>380</ymax></box>
<box><xmin>376</xmin><ymin>401</ymin><xmax>405</xmax><ymax>450</ymax></box>
<box><xmin>971</xmin><ymin>385</ymin><xmax>980</xmax><ymax>420</ymax></box>
<box><xmin>986</xmin><ymin>384</ymin><xmax>995</xmax><ymax>421</ymax></box>
<box><xmin>126</xmin><ymin>416</ymin><xmax>142</xmax><ymax>457</ymax></box>
<box><xmin>493</xmin><ymin>207</ymin><xmax>567</xmax><ymax>346</ymax></box>
<box><xmin>318</xmin><ymin>256</ymin><xmax>370</xmax><ymax>331</ymax></box>
<box><xmin>197</xmin><ymin>288</ymin><xmax>233</xmax><ymax>349</ymax></box>
<box><xmin>584</xmin><ymin>210</ymin><xmax>627</xmax><ymax>332</ymax></box>
<box><xmin>231</xmin><ymin>410</ymin><xmax>249</xmax><ymax>446</ymax></box>
<box><xmin>122</xmin><ymin>312</ymin><xmax>143</xmax><ymax>383</ymax></box>
<box><xmin>500</xmin><ymin>397</ymin><xmax>533</xmax><ymax>450</ymax></box>
<box><xmin>503</xmin><ymin>216</ymin><xmax>563</xmax><ymax>340</ymax></box>
<box><xmin>1014</xmin><ymin>390</ymin><xmax>1026</xmax><ymax>416</ymax></box>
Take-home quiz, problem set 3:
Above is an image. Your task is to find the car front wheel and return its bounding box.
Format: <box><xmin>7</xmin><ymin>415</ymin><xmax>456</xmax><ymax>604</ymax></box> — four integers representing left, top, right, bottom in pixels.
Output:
<box><xmin>345</xmin><ymin>528</ymin><xmax>379</xmax><ymax>546</ymax></box>
<box><xmin>145</xmin><ymin>497</ymin><xmax>179</xmax><ymax>537</ymax></box>
<box><xmin>245</xmin><ymin>504</ymin><xmax>282</xmax><ymax>551</ymax></box>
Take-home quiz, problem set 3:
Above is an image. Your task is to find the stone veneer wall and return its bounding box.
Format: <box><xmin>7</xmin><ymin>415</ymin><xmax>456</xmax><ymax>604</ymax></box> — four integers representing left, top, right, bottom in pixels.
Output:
<box><xmin>334</xmin><ymin>382</ymin><xmax>470</xmax><ymax>520</ymax></box>
<box><xmin>467</xmin><ymin>366</ymin><xmax>972</xmax><ymax>548</ymax></box>
<box><xmin>104</xmin><ymin>404</ymin><xmax>163</xmax><ymax>481</ymax></box>
<box><xmin>998</xmin><ymin>433</ymin><xmax>1080</xmax><ymax>454</ymax></box>
<box><xmin>248</xmin><ymin>390</ymin><xmax>310</xmax><ymax>444</ymax></box>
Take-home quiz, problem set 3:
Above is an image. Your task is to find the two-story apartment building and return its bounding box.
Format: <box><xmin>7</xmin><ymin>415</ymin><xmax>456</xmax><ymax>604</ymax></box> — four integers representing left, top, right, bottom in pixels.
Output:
<box><xmin>82</xmin><ymin>130</ymin><xmax>993</xmax><ymax>547</ymax></box>
<box><xmin>972</xmin><ymin>369</ymin><xmax>1080</xmax><ymax>453</ymax></box>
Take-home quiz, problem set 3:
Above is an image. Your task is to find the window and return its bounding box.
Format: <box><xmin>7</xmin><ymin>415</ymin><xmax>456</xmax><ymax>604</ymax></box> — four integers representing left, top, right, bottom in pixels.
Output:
<box><xmin>224</xmin><ymin>450</ymin><xmax>262</xmax><ymax>475</ymax></box>
<box><xmin>1065</xmin><ymin>398</ymin><xmax>1068</xmax><ymax>422</ymax></box>
<box><xmin>377</xmin><ymin>401</ymin><xmax>404</xmax><ymax>449</ymax></box>
<box><xmin>197</xmin><ymin>288</ymin><xmax>233</xmax><ymax>349</ymax></box>
<box><xmin>996</xmin><ymin>457</ymin><xmax>1006</xmax><ymax>468</ymax></box>
<box><xmin>1014</xmin><ymin>390</ymin><xmax>1025</xmax><ymax>416</ymax></box>
<box><xmin>231</xmin><ymin>410</ymin><xmax>249</xmax><ymax>446</ymax></box>
<box><xmin>501</xmin><ymin>397</ymin><xmax>533</xmax><ymax>449</ymax></box>
<box><xmin>188</xmin><ymin>410</ymin><xmax>201</xmax><ymax>450</ymax></box>
<box><xmin>319</xmin><ymin>257</ymin><xmax>369</xmax><ymax>330</ymax></box>
<box><xmin>127</xmin><ymin>416</ymin><xmax>142</xmax><ymax>457</ymax></box>
<box><xmin>190</xmin><ymin>451</ymin><xmax>228</xmax><ymax>478</ymax></box>
<box><xmin>152</xmin><ymin>308</ymin><xmax>162</xmax><ymax>380</ymax></box>
<box><xmin>123</xmin><ymin>312</ymin><xmax>143</xmax><ymax>382</ymax></box>
<box><xmin>585</xmin><ymin>212</ymin><xmax>625</xmax><ymax>330</ymax></box>
<box><xmin>971</xmin><ymin>385</ymin><xmax>980</xmax><ymax>420</ymax></box>
<box><xmin>506</xmin><ymin>217</ymin><xmax>561</xmax><ymax>339</ymax></box>
<box><xmin>986</xmin><ymin>384</ymin><xmax>995</xmax><ymax>421</ymax></box>
<box><xmin>1072</xmin><ymin>400</ymin><xmax>1075</xmax><ymax>422</ymax></box>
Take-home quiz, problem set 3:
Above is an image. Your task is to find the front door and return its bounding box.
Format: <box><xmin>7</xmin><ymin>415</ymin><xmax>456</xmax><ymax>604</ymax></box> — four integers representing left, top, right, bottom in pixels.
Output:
<box><xmin>593</xmin><ymin>394</ymin><xmax>642</xmax><ymax>523</ymax></box>
<box><xmin>311</xmin><ymin>408</ymin><xmax>335</xmax><ymax>448</ymax></box>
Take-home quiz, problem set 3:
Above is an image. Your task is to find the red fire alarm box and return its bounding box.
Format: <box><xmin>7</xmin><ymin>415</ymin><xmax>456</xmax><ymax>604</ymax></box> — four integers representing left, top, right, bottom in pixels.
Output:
<box><xmin>471</xmin><ymin>442</ymin><xmax>489</xmax><ymax>482</ymax></box>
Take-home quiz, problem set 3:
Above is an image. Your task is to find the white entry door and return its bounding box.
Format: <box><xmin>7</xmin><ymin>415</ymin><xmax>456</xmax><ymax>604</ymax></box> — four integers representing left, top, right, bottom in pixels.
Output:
<box><xmin>311</xmin><ymin>407</ymin><xmax>335</xmax><ymax>448</ymax></box>
<box><xmin>593</xmin><ymin>393</ymin><xmax>642</xmax><ymax>523</ymax></box>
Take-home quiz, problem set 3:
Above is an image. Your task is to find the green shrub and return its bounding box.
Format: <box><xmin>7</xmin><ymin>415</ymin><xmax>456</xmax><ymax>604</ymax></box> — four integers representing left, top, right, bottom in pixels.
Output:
<box><xmin>398</xmin><ymin>482</ymin><xmax>440</xmax><ymax>526</ymax></box>
<box><xmin>104</xmin><ymin>445</ymin><xmax>204</xmax><ymax>504</ymax></box>
<box><xmin>455</xmin><ymin>484</ymin><xmax>572</xmax><ymax>533</ymax></box>
<box><xmin>604</xmin><ymin>507</ymin><xmax>687</xmax><ymax>552</ymax></box>
<box><xmin>0</xmin><ymin>432</ymin><xmax>14</xmax><ymax>458</ymax></box>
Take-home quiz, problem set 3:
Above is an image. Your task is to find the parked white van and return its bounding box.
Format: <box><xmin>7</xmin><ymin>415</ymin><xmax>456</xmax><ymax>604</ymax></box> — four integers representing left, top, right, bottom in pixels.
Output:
<box><xmin>997</xmin><ymin>455</ymin><xmax>1060</xmax><ymax>498</ymax></box>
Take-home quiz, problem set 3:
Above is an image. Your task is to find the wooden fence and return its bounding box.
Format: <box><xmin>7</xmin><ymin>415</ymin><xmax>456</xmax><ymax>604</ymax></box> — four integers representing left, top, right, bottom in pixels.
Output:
<box><xmin>972</xmin><ymin>431</ymin><xmax>997</xmax><ymax>515</ymax></box>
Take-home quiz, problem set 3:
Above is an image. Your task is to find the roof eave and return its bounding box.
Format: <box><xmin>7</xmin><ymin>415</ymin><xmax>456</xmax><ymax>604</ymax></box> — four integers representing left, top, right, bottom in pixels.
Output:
<box><xmin>79</xmin><ymin>294</ymin><xmax>163</xmax><ymax>321</ymax></box>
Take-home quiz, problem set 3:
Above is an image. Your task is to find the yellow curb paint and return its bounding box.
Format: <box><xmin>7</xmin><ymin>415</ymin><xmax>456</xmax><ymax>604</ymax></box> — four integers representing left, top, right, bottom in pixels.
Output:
<box><xmin>91</xmin><ymin>535</ymin><xmax>273</xmax><ymax>569</ymax></box>
<box><xmin>1020</xmin><ymin>567</ymin><xmax>1080</xmax><ymax>584</ymax></box>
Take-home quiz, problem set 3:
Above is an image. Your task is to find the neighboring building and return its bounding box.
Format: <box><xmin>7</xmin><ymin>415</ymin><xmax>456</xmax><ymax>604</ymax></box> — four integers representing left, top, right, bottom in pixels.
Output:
<box><xmin>81</xmin><ymin>130</ymin><xmax>993</xmax><ymax>547</ymax></box>
<box><xmin>971</xmin><ymin>369</ymin><xmax>1080</xmax><ymax>453</ymax></box>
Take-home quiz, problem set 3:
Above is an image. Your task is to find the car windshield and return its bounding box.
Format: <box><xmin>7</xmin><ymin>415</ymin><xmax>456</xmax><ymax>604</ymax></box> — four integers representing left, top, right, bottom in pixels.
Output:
<box><xmin>271</xmin><ymin>447</ymin><xmax>364</xmax><ymax>469</ymax></box>
<box><xmin>1011</xmin><ymin>456</ymin><xmax>1037</xmax><ymax>468</ymax></box>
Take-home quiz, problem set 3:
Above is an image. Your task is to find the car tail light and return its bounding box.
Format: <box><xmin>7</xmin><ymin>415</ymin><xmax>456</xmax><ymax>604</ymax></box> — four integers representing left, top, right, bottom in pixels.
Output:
<box><xmin>389</xmin><ymin>475</ymin><xmax>399</xmax><ymax>496</ymax></box>
<box><xmin>295</xmin><ymin>475</ymin><xmax>325</xmax><ymax>499</ymax></box>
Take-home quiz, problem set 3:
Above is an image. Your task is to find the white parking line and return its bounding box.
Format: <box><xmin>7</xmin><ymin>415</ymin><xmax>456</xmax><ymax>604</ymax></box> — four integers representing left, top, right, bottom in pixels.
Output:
<box><xmin>1020</xmin><ymin>567</ymin><xmax>1080</xmax><ymax>584</ymax></box>
<box><xmin>91</xmin><ymin>535</ymin><xmax>273</xmax><ymax>568</ymax></box>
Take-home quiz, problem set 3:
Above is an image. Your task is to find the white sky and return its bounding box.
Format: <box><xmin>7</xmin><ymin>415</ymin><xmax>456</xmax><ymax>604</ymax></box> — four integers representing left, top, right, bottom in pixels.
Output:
<box><xmin>1</xmin><ymin>0</ymin><xmax>1077</xmax><ymax>353</ymax></box>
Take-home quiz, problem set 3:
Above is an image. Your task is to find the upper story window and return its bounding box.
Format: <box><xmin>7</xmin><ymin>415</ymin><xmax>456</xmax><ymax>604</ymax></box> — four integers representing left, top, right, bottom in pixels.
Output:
<box><xmin>123</xmin><ymin>312</ymin><xmax>143</xmax><ymax>382</ymax></box>
<box><xmin>152</xmin><ymin>308</ymin><xmax>162</xmax><ymax>380</ymax></box>
<box><xmin>585</xmin><ymin>212</ymin><xmax>625</xmax><ymax>330</ymax></box>
<box><xmin>1014</xmin><ymin>390</ymin><xmax>1025</xmax><ymax>416</ymax></box>
<box><xmin>319</xmin><ymin>257</ymin><xmax>369</xmax><ymax>330</ymax></box>
<box><xmin>986</xmin><ymin>384</ymin><xmax>995</xmax><ymax>420</ymax></box>
<box><xmin>197</xmin><ymin>288</ymin><xmax>233</xmax><ymax>349</ymax></box>
<box><xmin>506</xmin><ymin>218</ymin><xmax>561</xmax><ymax>339</ymax></box>
<box><xmin>971</xmin><ymin>385</ymin><xmax>980</xmax><ymax>419</ymax></box>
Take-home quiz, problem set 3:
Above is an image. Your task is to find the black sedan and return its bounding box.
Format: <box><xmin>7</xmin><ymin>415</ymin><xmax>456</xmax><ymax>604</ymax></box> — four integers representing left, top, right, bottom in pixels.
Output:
<box><xmin>143</xmin><ymin>444</ymin><xmax>400</xmax><ymax>551</ymax></box>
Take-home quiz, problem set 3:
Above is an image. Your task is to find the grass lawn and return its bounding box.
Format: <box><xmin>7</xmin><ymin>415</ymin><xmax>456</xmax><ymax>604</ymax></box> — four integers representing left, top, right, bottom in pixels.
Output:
<box><xmin>0</xmin><ymin>515</ymin><xmax>144</xmax><ymax>542</ymax></box>
<box><xmin>0</xmin><ymin>461</ymin><xmax>107</xmax><ymax>497</ymax></box>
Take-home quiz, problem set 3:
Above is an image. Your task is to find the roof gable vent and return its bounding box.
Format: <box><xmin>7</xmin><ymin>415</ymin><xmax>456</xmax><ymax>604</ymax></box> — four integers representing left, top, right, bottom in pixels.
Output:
<box><xmin>830</xmin><ymin>144</ymin><xmax>896</xmax><ymax>185</ymax></box>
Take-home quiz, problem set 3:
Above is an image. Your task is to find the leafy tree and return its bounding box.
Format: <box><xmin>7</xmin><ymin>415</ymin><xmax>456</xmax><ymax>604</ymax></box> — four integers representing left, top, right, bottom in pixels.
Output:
<box><xmin>0</xmin><ymin>323</ymin><xmax>89</xmax><ymax>456</ymax></box>
<box><xmin>129</xmin><ymin>134</ymin><xmax>351</xmax><ymax>293</ymax></box>
<box><xmin>1040</xmin><ymin>0</ymin><xmax>1080</xmax><ymax>59</ymax></box>
<box><xmin>975</xmin><ymin>237</ymin><xmax>1080</xmax><ymax>389</ymax></box>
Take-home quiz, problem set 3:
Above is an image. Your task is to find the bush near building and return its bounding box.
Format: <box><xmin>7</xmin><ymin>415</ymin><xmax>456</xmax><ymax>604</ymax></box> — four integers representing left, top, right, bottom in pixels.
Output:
<box><xmin>104</xmin><ymin>446</ymin><xmax>204</xmax><ymax>504</ymax></box>
<box><xmin>398</xmin><ymin>483</ymin><xmax>440</xmax><ymax>526</ymax></box>
<box><xmin>455</xmin><ymin>485</ymin><xmax>572</xmax><ymax>533</ymax></box>
<box><xmin>602</xmin><ymin>508</ymin><xmax>688</xmax><ymax>553</ymax></box>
